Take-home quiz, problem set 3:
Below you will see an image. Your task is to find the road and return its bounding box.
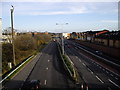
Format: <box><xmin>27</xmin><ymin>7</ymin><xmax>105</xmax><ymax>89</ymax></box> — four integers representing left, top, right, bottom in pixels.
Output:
<box><xmin>64</xmin><ymin>39</ymin><xmax>120</xmax><ymax>89</ymax></box>
<box><xmin>27</xmin><ymin>42</ymin><xmax>74</xmax><ymax>88</ymax></box>
<box><xmin>2</xmin><ymin>42</ymin><xmax>74</xmax><ymax>89</ymax></box>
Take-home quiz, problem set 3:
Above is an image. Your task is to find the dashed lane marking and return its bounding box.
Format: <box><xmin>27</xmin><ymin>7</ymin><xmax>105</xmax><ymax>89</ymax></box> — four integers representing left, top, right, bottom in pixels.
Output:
<box><xmin>87</xmin><ymin>68</ymin><xmax>93</xmax><ymax>74</ymax></box>
<box><xmin>46</xmin><ymin>67</ymin><xmax>48</xmax><ymax>70</ymax></box>
<box><xmin>82</xmin><ymin>63</ymin><xmax>86</xmax><ymax>66</ymax></box>
<box><xmin>79</xmin><ymin>59</ymin><xmax>81</xmax><ymax>62</ymax></box>
<box><xmin>44</xmin><ymin>80</ymin><xmax>47</xmax><ymax>85</ymax></box>
<box><xmin>110</xmin><ymin>74</ymin><xmax>113</xmax><ymax>77</ymax></box>
<box><xmin>106</xmin><ymin>71</ymin><xmax>109</xmax><ymax>74</ymax></box>
<box><xmin>75</xmin><ymin>56</ymin><xmax>78</xmax><ymax>58</ymax></box>
<box><xmin>108</xmin><ymin>87</ymin><xmax>112</xmax><ymax>90</ymax></box>
<box><xmin>96</xmin><ymin>76</ymin><xmax>104</xmax><ymax>83</ymax></box>
<box><xmin>75</xmin><ymin>47</ymin><xmax>78</xmax><ymax>49</ymax></box>
<box><xmin>115</xmin><ymin>77</ymin><xmax>118</xmax><ymax>80</ymax></box>
<box><xmin>108</xmin><ymin>79</ymin><xmax>120</xmax><ymax>88</ymax></box>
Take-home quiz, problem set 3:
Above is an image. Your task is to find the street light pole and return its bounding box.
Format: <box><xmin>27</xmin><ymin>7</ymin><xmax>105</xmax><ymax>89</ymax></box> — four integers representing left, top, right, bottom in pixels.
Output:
<box><xmin>56</xmin><ymin>23</ymin><xmax>68</xmax><ymax>55</ymax></box>
<box><xmin>11</xmin><ymin>5</ymin><xmax>16</xmax><ymax>66</ymax></box>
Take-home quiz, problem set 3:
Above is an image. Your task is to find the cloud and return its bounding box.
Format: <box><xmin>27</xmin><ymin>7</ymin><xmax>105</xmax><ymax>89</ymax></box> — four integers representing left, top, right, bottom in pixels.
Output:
<box><xmin>24</xmin><ymin>6</ymin><xmax>87</xmax><ymax>15</ymax></box>
<box><xmin>101</xmin><ymin>20</ymin><xmax>118</xmax><ymax>23</ymax></box>
<box><xmin>2</xmin><ymin>2</ymin><xmax>118</xmax><ymax>16</ymax></box>
<box><xmin>1</xmin><ymin>0</ymin><xmax>120</xmax><ymax>2</ymax></box>
<box><xmin>12</xmin><ymin>2</ymin><xmax>88</xmax><ymax>15</ymax></box>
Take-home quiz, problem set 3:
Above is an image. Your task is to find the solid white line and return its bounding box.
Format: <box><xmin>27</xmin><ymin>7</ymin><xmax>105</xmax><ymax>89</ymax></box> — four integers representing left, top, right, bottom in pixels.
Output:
<box><xmin>74</xmin><ymin>44</ymin><xmax>120</xmax><ymax>77</ymax></box>
<box><xmin>0</xmin><ymin>55</ymin><xmax>34</xmax><ymax>84</ymax></box>
<box><xmin>108</xmin><ymin>79</ymin><xmax>120</xmax><ymax>88</ymax></box>
<box><xmin>44</xmin><ymin>80</ymin><xmax>47</xmax><ymax>85</ymax></box>
<box><xmin>96</xmin><ymin>76</ymin><xmax>104</xmax><ymax>83</ymax></box>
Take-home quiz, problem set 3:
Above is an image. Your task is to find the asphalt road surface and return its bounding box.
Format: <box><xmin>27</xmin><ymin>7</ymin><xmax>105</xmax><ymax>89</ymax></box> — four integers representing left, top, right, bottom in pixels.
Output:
<box><xmin>27</xmin><ymin>42</ymin><xmax>74</xmax><ymax>88</ymax></box>
<box><xmin>65</xmin><ymin>40</ymin><xmax>120</xmax><ymax>90</ymax></box>
<box><xmin>2</xmin><ymin>42</ymin><xmax>74</xmax><ymax>90</ymax></box>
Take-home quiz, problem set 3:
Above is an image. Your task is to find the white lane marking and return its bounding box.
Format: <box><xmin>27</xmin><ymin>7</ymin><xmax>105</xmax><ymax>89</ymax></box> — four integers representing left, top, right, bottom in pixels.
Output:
<box><xmin>108</xmin><ymin>87</ymin><xmax>112</xmax><ymax>90</ymax></box>
<box><xmin>46</xmin><ymin>67</ymin><xmax>48</xmax><ymax>70</ymax></box>
<box><xmin>103</xmin><ymin>69</ymin><xmax>105</xmax><ymax>71</ymax></box>
<box><xmin>44</xmin><ymin>80</ymin><xmax>47</xmax><ymax>85</ymax></box>
<box><xmin>82</xmin><ymin>63</ymin><xmax>86</xmax><ymax>66</ymax></box>
<box><xmin>74</xmin><ymin>46</ymin><xmax>120</xmax><ymax>77</ymax></box>
<box><xmin>75</xmin><ymin>47</ymin><xmax>78</xmax><ymax>49</ymax></box>
<box><xmin>110</xmin><ymin>74</ymin><xmax>113</xmax><ymax>77</ymax></box>
<box><xmin>91</xmin><ymin>71</ymin><xmax>93</xmax><ymax>74</ymax></box>
<box><xmin>87</xmin><ymin>68</ymin><xmax>92</xmax><ymax>72</ymax></box>
<box><xmin>48</xmin><ymin>60</ymin><xmax>50</xmax><ymax>62</ymax></box>
<box><xmin>108</xmin><ymin>79</ymin><xmax>120</xmax><ymax>88</ymax></box>
<box><xmin>95</xmin><ymin>76</ymin><xmax>104</xmax><ymax>83</ymax></box>
<box><xmin>115</xmin><ymin>77</ymin><xmax>118</xmax><ymax>80</ymax></box>
<box><xmin>106</xmin><ymin>71</ymin><xmax>109</xmax><ymax>73</ymax></box>
<box><xmin>87</xmin><ymin>68</ymin><xmax>93</xmax><ymax>74</ymax></box>
<box><xmin>79</xmin><ymin>59</ymin><xmax>81</xmax><ymax>62</ymax></box>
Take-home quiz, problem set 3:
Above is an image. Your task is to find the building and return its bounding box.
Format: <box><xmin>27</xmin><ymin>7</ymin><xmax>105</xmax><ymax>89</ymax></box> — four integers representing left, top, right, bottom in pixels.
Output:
<box><xmin>95</xmin><ymin>30</ymin><xmax>120</xmax><ymax>48</ymax></box>
<box><xmin>63</xmin><ymin>33</ymin><xmax>70</xmax><ymax>39</ymax></box>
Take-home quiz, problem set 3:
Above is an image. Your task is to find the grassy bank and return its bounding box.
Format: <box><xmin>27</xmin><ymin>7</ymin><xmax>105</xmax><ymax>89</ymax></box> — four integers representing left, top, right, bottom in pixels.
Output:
<box><xmin>57</xmin><ymin>43</ymin><xmax>79</xmax><ymax>83</ymax></box>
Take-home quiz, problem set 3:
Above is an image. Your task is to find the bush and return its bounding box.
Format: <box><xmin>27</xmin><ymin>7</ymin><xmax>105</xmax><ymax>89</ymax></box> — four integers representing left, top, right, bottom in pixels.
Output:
<box><xmin>2</xmin><ymin>33</ymin><xmax>52</xmax><ymax>75</ymax></box>
<box><xmin>2</xmin><ymin>43</ymin><xmax>13</xmax><ymax>73</ymax></box>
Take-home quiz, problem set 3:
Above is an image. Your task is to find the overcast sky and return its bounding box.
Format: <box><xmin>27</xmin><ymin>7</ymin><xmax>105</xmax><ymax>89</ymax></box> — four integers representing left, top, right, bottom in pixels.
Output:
<box><xmin>1</xmin><ymin>1</ymin><xmax>118</xmax><ymax>33</ymax></box>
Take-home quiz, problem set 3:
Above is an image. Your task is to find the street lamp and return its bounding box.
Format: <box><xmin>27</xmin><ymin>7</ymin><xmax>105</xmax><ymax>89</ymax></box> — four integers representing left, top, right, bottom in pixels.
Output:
<box><xmin>56</xmin><ymin>23</ymin><xmax>68</xmax><ymax>55</ymax></box>
<box><xmin>10</xmin><ymin>5</ymin><xmax>16</xmax><ymax>66</ymax></box>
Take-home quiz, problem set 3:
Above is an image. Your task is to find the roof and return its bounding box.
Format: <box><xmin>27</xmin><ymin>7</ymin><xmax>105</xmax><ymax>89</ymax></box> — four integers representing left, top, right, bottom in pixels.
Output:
<box><xmin>95</xmin><ymin>31</ymin><xmax>120</xmax><ymax>40</ymax></box>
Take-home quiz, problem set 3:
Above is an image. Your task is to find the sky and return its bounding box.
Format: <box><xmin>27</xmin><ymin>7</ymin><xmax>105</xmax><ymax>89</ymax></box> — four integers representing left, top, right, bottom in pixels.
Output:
<box><xmin>1</xmin><ymin>1</ymin><xmax>118</xmax><ymax>33</ymax></box>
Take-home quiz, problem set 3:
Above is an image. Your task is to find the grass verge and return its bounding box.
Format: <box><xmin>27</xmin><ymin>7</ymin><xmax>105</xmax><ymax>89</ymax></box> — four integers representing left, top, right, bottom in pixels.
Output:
<box><xmin>2</xmin><ymin>44</ymin><xmax>47</xmax><ymax>85</ymax></box>
<box><xmin>57</xmin><ymin>42</ymin><xmax>79</xmax><ymax>83</ymax></box>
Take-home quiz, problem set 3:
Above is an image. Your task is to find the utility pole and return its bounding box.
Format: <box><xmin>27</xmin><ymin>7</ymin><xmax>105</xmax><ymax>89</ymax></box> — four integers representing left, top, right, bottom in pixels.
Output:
<box><xmin>11</xmin><ymin>5</ymin><xmax>16</xmax><ymax>66</ymax></box>
<box><xmin>56</xmin><ymin>23</ymin><xmax>68</xmax><ymax>55</ymax></box>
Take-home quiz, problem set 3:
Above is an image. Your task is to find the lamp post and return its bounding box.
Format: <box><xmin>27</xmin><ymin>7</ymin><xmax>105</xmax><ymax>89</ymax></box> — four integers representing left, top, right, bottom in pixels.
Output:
<box><xmin>56</xmin><ymin>23</ymin><xmax>68</xmax><ymax>55</ymax></box>
<box><xmin>11</xmin><ymin>5</ymin><xmax>16</xmax><ymax>66</ymax></box>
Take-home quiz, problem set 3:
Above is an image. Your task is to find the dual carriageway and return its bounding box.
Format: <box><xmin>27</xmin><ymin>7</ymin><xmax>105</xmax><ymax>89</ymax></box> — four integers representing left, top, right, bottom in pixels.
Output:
<box><xmin>2</xmin><ymin>39</ymin><xmax>120</xmax><ymax>90</ymax></box>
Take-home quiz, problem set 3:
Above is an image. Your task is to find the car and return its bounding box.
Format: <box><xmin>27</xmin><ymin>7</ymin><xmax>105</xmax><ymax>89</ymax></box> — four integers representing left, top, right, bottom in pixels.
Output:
<box><xmin>64</xmin><ymin>42</ymin><xmax>67</xmax><ymax>45</ymax></box>
<box><xmin>21</xmin><ymin>80</ymin><xmax>41</xmax><ymax>90</ymax></box>
<box><xmin>95</xmin><ymin>50</ymin><xmax>103</xmax><ymax>55</ymax></box>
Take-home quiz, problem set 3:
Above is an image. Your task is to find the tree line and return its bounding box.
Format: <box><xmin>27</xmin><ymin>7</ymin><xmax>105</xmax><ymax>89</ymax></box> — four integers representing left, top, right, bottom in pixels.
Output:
<box><xmin>2</xmin><ymin>33</ymin><xmax>52</xmax><ymax>74</ymax></box>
